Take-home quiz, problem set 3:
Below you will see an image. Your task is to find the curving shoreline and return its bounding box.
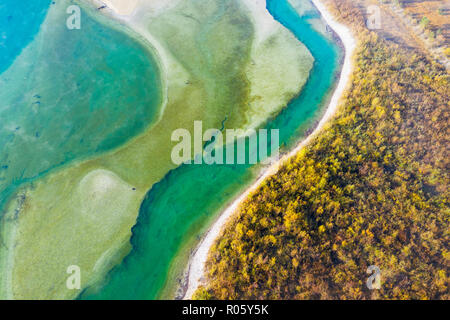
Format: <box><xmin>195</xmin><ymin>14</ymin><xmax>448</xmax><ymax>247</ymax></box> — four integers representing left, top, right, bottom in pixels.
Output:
<box><xmin>183</xmin><ymin>0</ymin><xmax>357</xmax><ymax>299</ymax></box>
<box><xmin>75</xmin><ymin>0</ymin><xmax>316</xmax><ymax>300</ymax></box>
<box><xmin>85</xmin><ymin>0</ymin><xmax>174</xmax><ymax>123</ymax></box>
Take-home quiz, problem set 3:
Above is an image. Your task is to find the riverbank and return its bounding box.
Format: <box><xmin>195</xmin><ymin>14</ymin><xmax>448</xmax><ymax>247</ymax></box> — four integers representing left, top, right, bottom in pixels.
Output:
<box><xmin>72</xmin><ymin>0</ymin><xmax>314</xmax><ymax>300</ymax></box>
<box><xmin>183</xmin><ymin>0</ymin><xmax>356</xmax><ymax>299</ymax></box>
<box><xmin>0</xmin><ymin>0</ymin><xmax>318</xmax><ymax>299</ymax></box>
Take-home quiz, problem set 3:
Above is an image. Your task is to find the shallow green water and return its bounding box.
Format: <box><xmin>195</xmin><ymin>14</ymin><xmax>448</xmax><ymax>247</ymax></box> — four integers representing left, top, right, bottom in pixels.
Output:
<box><xmin>0</xmin><ymin>1</ymin><xmax>163</xmax><ymax>210</ymax></box>
<box><xmin>81</xmin><ymin>0</ymin><xmax>341</xmax><ymax>300</ymax></box>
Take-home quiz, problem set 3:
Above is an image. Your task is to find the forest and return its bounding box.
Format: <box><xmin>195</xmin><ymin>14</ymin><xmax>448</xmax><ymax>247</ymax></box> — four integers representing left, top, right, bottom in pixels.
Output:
<box><xmin>193</xmin><ymin>0</ymin><xmax>449</xmax><ymax>300</ymax></box>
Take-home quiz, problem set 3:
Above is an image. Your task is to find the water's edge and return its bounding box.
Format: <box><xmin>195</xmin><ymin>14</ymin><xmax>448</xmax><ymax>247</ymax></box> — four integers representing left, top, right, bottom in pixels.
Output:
<box><xmin>81</xmin><ymin>0</ymin><xmax>342</xmax><ymax>300</ymax></box>
<box><xmin>182</xmin><ymin>0</ymin><xmax>356</xmax><ymax>298</ymax></box>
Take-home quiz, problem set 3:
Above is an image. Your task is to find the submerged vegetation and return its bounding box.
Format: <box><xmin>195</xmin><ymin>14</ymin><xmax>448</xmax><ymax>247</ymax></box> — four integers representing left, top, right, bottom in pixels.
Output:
<box><xmin>0</xmin><ymin>0</ymin><xmax>313</xmax><ymax>299</ymax></box>
<box><xmin>195</xmin><ymin>0</ymin><xmax>449</xmax><ymax>300</ymax></box>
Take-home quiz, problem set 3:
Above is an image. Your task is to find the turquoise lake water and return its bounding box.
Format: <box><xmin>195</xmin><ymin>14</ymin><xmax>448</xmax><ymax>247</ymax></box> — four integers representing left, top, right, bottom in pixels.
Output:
<box><xmin>0</xmin><ymin>1</ymin><xmax>163</xmax><ymax>211</ymax></box>
<box><xmin>0</xmin><ymin>0</ymin><xmax>51</xmax><ymax>74</ymax></box>
<box><xmin>81</xmin><ymin>0</ymin><xmax>341</xmax><ymax>300</ymax></box>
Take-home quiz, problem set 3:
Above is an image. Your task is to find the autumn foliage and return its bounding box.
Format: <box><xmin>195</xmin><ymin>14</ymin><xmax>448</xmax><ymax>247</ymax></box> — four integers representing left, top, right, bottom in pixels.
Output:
<box><xmin>194</xmin><ymin>6</ymin><xmax>449</xmax><ymax>300</ymax></box>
